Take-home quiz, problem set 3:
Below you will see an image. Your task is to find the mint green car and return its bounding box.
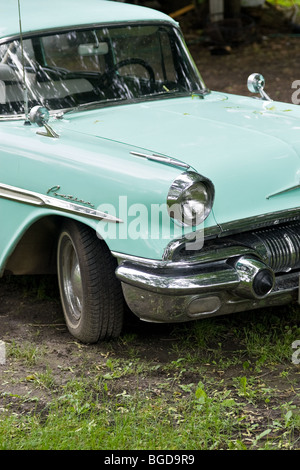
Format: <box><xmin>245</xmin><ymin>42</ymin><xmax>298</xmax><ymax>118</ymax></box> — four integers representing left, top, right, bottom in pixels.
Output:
<box><xmin>0</xmin><ymin>0</ymin><xmax>299</xmax><ymax>343</ymax></box>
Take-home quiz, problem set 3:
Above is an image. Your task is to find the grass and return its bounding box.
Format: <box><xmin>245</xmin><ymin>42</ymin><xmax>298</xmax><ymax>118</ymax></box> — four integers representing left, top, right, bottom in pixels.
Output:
<box><xmin>0</xmin><ymin>308</ymin><xmax>299</xmax><ymax>450</ymax></box>
<box><xmin>268</xmin><ymin>0</ymin><xmax>300</xmax><ymax>6</ymax></box>
<box><xmin>0</xmin><ymin>275</ymin><xmax>299</xmax><ymax>450</ymax></box>
<box><xmin>0</xmin><ymin>375</ymin><xmax>266</xmax><ymax>449</ymax></box>
<box><xmin>0</xmin><ymin>369</ymin><xmax>298</xmax><ymax>450</ymax></box>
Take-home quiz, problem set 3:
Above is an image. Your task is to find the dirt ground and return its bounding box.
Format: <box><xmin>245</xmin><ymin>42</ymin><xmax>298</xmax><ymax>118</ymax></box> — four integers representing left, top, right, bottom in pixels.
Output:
<box><xmin>191</xmin><ymin>36</ymin><xmax>300</xmax><ymax>105</ymax></box>
<box><xmin>0</xmin><ymin>8</ymin><xmax>299</xmax><ymax>447</ymax></box>
<box><xmin>185</xmin><ymin>12</ymin><xmax>300</xmax><ymax>104</ymax></box>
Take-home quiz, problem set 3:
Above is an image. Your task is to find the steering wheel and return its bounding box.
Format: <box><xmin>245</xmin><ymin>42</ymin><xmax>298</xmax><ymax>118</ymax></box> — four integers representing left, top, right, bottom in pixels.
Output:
<box><xmin>107</xmin><ymin>58</ymin><xmax>155</xmax><ymax>84</ymax></box>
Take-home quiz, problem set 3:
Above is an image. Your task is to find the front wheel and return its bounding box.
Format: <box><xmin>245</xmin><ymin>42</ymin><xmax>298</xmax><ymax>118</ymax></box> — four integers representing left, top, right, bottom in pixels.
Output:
<box><xmin>57</xmin><ymin>220</ymin><xmax>124</xmax><ymax>343</ymax></box>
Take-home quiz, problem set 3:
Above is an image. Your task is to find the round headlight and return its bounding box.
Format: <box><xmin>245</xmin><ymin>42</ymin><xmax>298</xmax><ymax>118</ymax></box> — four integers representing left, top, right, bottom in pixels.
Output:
<box><xmin>167</xmin><ymin>172</ymin><xmax>214</xmax><ymax>226</ymax></box>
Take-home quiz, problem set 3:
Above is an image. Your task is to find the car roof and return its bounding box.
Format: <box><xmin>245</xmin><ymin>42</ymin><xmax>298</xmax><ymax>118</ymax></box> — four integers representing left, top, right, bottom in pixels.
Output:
<box><xmin>0</xmin><ymin>0</ymin><xmax>175</xmax><ymax>40</ymax></box>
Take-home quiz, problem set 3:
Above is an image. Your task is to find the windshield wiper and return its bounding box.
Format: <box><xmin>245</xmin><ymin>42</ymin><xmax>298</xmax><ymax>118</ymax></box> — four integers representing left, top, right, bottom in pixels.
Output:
<box><xmin>55</xmin><ymin>88</ymin><xmax>210</xmax><ymax>118</ymax></box>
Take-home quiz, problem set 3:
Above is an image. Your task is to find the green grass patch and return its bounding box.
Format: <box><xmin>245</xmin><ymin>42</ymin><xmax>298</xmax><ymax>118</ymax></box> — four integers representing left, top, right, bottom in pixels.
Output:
<box><xmin>267</xmin><ymin>0</ymin><xmax>300</xmax><ymax>6</ymax></box>
<box><xmin>0</xmin><ymin>369</ymin><xmax>298</xmax><ymax>450</ymax></box>
<box><xmin>0</xmin><ymin>290</ymin><xmax>299</xmax><ymax>450</ymax></box>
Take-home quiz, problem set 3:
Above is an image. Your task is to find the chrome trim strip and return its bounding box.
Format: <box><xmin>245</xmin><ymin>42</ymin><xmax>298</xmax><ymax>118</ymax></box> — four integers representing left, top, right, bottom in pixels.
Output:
<box><xmin>0</xmin><ymin>182</ymin><xmax>123</xmax><ymax>223</ymax></box>
<box><xmin>266</xmin><ymin>184</ymin><xmax>300</xmax><ymax>199</ymax></box>
<box><xmin>130</xmin><ymin>151</ymin><xmax>190</xmax><ymax>169</ymax></box>
<box><xmin>112</xmin><ymin>251</ymin><xmax>165</xmax><ymax>267</ymax></box>
<box><xmin>0</xmin><ymin>114</ymin><xmax>25</xmax><ymax>122</ymax></box>
<box><xmin>113</xmin><ymin>244</ymin><xmax>258</xmax><ymax>268</ymax></box>
<box><xmin>0</xmin><ymin>20</ymin><xmax>180</xmax><ymax>46</ymax></box>
<box><xmin>0</xmin><ymin>109</ymin><xmax>66</xmax><ymax>122</ymax></box>
<box><xmin>218</xmin><ymin>208</ymin><xmax>300</xmax><ymax>236</ymax></box>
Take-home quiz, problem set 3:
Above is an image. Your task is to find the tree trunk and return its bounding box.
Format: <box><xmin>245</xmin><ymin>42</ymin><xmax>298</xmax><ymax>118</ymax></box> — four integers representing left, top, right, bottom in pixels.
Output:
<box><xmin>224</xmin><ymin>0</ymin><xmax>241</xmax><ymax>18</ymax></box>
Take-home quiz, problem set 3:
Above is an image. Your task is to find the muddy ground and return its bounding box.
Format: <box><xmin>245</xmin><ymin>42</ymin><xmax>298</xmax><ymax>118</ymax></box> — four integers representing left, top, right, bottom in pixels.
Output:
<box><xmin>0</xmin><ymin>8</ymin><xmax>299</xmax><ymax>448</ymax></box>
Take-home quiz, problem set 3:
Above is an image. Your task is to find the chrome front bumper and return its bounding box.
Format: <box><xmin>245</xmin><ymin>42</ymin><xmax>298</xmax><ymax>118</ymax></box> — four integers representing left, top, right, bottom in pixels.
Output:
<box><xmin>115</xmin><ymin>252</ymin><xmax>299</xmax><ymax>323</ymax></box>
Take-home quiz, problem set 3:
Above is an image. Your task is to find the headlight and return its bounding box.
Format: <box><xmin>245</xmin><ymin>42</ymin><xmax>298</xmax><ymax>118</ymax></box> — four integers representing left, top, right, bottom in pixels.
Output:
<box><xmin>167</xmin><ymin>171</ymin><xmax>215</xmax><ymax>226</ymax></box>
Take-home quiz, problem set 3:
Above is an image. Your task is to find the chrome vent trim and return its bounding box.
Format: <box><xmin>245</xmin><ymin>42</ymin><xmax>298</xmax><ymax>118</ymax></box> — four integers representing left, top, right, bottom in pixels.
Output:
<box><xmin>130</xmin><ymin>151</ymin><xmax>190</xmax><ymax>169</ymax></box>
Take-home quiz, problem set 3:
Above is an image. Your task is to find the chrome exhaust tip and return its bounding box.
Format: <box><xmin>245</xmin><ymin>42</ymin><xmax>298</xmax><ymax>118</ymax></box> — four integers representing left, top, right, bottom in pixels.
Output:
<box><xmin>234</xmin><ymin>256</ymin><xmax>275</xmax><ymax>299</ymax></box>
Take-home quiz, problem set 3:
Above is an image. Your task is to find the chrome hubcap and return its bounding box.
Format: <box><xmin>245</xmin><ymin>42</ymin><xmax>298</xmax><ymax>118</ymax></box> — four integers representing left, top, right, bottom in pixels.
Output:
<box><xmin>60</xmin><ymin>236</ymin><xmax>83</xmax><ymax>324</ymax></box>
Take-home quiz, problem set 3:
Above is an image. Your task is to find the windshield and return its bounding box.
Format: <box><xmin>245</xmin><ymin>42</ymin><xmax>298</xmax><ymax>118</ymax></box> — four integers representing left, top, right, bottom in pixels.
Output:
<box><xmin>0</xmin><ymin>24</ymin><xmax>206</xmax><ymax>116</ymax></box>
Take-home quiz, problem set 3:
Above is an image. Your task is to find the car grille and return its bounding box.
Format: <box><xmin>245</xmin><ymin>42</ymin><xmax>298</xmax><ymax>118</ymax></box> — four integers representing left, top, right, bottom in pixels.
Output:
<box><xmin>175</xmin><ymin>221</ymin><xmax>300</xmax><ymax>274</ymax></box>
<box><xmin>228</xmin><ymin>222</ymin><xmax>300</xmax><ymax>273</ymax></box>
<box><xmin>253</xmin><ymin>223</ymin><xmax>300</xmax><ymax>272</ymax></box>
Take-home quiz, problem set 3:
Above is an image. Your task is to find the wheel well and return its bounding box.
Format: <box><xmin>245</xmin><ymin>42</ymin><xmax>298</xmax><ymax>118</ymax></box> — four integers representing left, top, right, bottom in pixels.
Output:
<box><xmin>5</xmin><ymin>216</ymin><xmax>63</xmax><ymax>275</ymax></box>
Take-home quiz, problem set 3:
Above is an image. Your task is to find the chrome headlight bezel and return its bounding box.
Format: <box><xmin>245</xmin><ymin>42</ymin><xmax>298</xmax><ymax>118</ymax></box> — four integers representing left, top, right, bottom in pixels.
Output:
<box><xmin>167</xmin><ymin>171</ymin><xmax>215</xmax><ymax>227</ymax></box>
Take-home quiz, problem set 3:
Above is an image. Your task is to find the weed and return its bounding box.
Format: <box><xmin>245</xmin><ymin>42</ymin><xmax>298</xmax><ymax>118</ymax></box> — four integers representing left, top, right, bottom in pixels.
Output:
<box><xmin>7</xmin><ymin>340</ymin><xmax>42</xmax><ymax>365</ymax></box>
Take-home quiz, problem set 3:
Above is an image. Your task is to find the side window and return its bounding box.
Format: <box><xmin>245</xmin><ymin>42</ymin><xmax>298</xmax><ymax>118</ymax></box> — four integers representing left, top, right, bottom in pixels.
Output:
<box><xmin>0</xmin><ymin>39</ymin><xmax>36</xmax><ymax>110</ymax></box>
<box><xmin>0</xmin><ymin>39</ymin><xmax>35</xmax><ymax>68</ymax></box>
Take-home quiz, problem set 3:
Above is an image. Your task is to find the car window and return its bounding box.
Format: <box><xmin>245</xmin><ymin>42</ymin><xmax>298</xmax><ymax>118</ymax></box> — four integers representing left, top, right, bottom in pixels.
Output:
<box><xmin>109</xmin><ymin>26</ymin><xmax>176</xmax><ymax>83</ymax></box>
<box><xmin>0</xmin><ymin>24</ymin><xmax>205</xmax><ymax>117</ymax></box>
<box><xmin>42</xmin><ymin>31</ymin><xmax>108</xmax><ymax>73</ymax></box>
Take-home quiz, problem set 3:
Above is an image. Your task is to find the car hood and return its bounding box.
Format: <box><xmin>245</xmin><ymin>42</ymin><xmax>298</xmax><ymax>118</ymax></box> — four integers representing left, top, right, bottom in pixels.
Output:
<box><xmin>62</xmin><ymin>92</ymin><xmax>300</xmax><ymax>228</ymax></box>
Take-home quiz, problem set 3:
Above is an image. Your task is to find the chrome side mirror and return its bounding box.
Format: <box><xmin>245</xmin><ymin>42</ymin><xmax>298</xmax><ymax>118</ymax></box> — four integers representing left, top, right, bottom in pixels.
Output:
<box><xmin>29</xmin><ymin>105</ymin><xmax>59</xmax><ymax>138</ymax></box>
<box><xmin>247</xmin><ymin>73</ymin><xmax>272</xmax><ymax>101</ymax></box>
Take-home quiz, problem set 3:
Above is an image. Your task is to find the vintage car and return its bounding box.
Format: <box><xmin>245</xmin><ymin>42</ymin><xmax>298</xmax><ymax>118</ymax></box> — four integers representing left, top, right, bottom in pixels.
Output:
<box><xmin>0</xmin><ymin>0</ymin><xmax>299</xmax><ymax>343</ymax></box>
